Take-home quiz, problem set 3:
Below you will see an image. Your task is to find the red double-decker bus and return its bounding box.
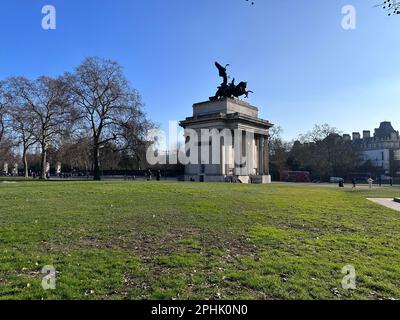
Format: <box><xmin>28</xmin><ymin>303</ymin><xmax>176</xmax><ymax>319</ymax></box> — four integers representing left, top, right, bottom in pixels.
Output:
<box><xmin>280</xmin><ymin>171</ymin><xmax>311</xmax><ymax>183</ymax></box>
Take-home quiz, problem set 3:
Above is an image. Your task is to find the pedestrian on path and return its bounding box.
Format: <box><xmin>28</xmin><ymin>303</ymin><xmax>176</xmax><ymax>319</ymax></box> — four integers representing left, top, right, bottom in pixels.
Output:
<box><xmin>147</xmin><ymin>169</ymin><xmax>152</xmax><ymax>181</ymax></box>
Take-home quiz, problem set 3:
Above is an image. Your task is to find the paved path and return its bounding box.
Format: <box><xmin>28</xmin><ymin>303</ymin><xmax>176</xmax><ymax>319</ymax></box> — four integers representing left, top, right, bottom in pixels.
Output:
<box><xmin>367</xmin><ymin>198</ymin><xmax>400</xmax><ymax>212</ymax></box>
<box><xmin>271</xmin><ymin>182</ymin><xmax>400</xmax><ymax>189</ymax></box>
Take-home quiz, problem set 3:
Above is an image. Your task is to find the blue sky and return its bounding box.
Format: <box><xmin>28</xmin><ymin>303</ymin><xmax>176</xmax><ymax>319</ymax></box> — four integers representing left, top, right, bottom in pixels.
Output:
<box><xmin>0</xmin><ymin>0</ymin><xmax>399</xmax><ymax>140</ymax></box>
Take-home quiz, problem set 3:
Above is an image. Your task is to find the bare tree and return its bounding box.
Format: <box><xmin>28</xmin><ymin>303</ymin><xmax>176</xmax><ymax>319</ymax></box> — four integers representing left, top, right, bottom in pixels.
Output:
<box><xmin>269</xmin><ymin>126</ymin><xmax>291</xmax><ymax>179</ymax></box>
<box><xmin>0</xmin><ymin>81</ymin><xmax>16</xmax><ymax>169</ymax></box>
<box><xmin>0</xmin><ymin>81</ymin><xmax>6</xmax><ymax>144</ymax></box>
<box><xmin>299</xmin><ymin>124</ymin><xmax>341</xmax><ymax>143</ymax></box>
<box><xmin>8</xmin><ymin>102</ymin><xmax>38</xmax><ymax>177</ymax></box>
<box><xmin>56</xmin><ymin>133</ymin><xmax>92</xmax><ymax>174</ymax></box>
<box><xmin>289</xmin><ymin>124</ymin><xmax>360</xmax><ymax>180</ymax></box>
<box><xmin>65</xmin><ymin>57</ymin><xmax>153</xmax><ymax>180</ymax></box>
<box><xmin>375</xmin><ymin>1</ymin><xmax>400</xmax><ymax>16</ymax></box>
<box><xmin>118</xmin><ymin>117</ymin><xmax>155</xmax><ymax>166</ymax></box>
<box><xmin>9</xmin><ymin>76</ymin><xmax>74</xmax><ymax>179</ymax></box>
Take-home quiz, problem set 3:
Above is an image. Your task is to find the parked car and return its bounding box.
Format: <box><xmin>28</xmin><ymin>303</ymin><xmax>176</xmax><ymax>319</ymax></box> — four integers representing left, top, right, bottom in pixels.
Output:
<box><xmin>329</xmin><ymin>177</ymin><xmax>344</xmax><ymax>183</ymax></box>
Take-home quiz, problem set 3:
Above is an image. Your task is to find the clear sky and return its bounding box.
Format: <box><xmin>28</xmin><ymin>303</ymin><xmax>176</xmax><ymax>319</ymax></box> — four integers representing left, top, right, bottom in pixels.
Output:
<box><xmin>0</xmin><ymin>0</ymin><xmax>399</xmax><ymax>140</ymax></box>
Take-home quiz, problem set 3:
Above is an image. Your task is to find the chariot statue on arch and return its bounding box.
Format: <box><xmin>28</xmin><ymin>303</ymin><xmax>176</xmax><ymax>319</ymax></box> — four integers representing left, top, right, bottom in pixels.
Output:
<box><xmin>209</xmin><ymin>62</ymin><xmax>254</xmax><ymax>101</ymax></box>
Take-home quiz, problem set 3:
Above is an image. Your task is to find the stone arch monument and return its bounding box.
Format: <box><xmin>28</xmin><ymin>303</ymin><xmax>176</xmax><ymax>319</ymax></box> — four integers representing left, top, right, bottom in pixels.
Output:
<box><xmin>179</xmin><ymin>62</ymin><xmax>273</xmax><ymax>183</ymax></box>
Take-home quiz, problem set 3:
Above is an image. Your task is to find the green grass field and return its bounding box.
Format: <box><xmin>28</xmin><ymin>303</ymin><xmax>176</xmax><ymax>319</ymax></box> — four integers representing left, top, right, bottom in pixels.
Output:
<box><xmin>0</xmin><ymin>180</ymin><xmax>400</xmax><ymax>300</ymax></box>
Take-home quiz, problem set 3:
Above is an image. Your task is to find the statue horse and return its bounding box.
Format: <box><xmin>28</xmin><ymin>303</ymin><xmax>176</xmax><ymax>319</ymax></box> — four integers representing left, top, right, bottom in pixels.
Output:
<box><xmin>210</xmin><ymin>80</ymin><xmax>253</xmax><ymax>101</ymax></box>
<box><xmin>232</xmin><ymin>81</ymin><xmax>254</xmax><ymax>99</ymax></box>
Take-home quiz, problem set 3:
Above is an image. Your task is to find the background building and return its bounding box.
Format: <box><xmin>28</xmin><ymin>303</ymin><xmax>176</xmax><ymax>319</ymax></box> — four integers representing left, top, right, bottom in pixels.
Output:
<box><xmin>350</xmin><ymin>121</ymin><xmax>400</xmax><ymax>178</ymax></box>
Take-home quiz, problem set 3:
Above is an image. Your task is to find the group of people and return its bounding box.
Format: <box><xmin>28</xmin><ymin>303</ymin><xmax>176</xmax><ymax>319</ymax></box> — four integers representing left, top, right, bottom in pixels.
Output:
<box><xmin>124</xmin><ymin>169</ymin><xmax>163</xmax><ymax>181</ymax></box>
<box><xmin>30</xmin><ymin>171</ymin><xmax>49</xmax><ymax>179</ymax></box>
<box><xmin>339</xmin><ymin>177</ymin><xmax>394</xmax><ymax>189</ymax></box>
<box><xmin>146</xmin><ymin>169</ymin><xmax>162</xmax><ymax>181</ymax></box>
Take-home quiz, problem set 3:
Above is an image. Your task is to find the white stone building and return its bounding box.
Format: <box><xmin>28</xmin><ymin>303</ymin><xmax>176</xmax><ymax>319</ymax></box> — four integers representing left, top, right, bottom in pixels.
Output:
<box><xmin>350</xmin><ymin>121</ymin><xmax>400</xmax><ymax>176</ymax></box>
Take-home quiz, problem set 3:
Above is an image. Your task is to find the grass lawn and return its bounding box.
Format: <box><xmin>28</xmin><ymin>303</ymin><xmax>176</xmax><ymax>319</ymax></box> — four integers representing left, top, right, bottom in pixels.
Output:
<box><xmin>0</xmin><ymin>180</ymin><xmax>400</xmax><ymax>300</ymax></box>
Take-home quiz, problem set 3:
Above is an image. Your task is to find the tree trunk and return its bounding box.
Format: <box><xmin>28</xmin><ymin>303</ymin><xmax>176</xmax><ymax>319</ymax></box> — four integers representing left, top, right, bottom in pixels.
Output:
<box><xmin>0</xmin><ymin>125</ymin><xmax>3</xmax><ymax>144</ymax></box>
<box><xmin>0</xmin><ymin>115</ymin><xmax>4</xmax><ymax>144</ymax></box>
<box><xmin>22</xmin><ymin>148</ymin><xmax>29</xmax><ymax>178</ymax></box>
<box><xmin>93</xmin><ymin>144</ymin><xmax>101</xmax><ymax>181</ymax></box>
<box><xmin>40</xmin><ymin>144</ymin><xmax>47</xmax><ymax>180</ymax></box>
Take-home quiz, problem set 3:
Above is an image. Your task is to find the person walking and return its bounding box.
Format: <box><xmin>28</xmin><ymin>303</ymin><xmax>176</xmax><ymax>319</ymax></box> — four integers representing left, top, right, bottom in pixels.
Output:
<box><xmin>147</xmin><ymin>169</ymin><xmax>152</xmax><ymax>181</ymax></box>
<box><xmin>367</xmin><ymin>177</ymin><xmax>374</xmax><ymax>189</ymax></box>
<box><xmin>352</xmin><ymin>178</ymin><xmax>357</xmax><ymax>189</ymax></box>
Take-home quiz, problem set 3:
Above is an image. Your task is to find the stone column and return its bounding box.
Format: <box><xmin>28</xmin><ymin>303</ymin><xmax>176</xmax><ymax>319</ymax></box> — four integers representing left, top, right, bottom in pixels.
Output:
<box><xmin>259</xmin><ymin>136</ymin><xmax>265</xmax><ymax>175</ymax></box>
<box><xmin>221</xmin><ymin>142</ymin><xmax>226</xmax><ymax>175</ymax></box>
<box><xmin>263</xmin><ymin>136</ymin><xmax>270</xmax><ymax>175</ymax></box>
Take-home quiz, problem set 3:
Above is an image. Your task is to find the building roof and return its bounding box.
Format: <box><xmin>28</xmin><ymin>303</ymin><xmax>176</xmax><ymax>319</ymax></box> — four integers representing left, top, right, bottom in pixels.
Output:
<box><xmin>374</xmin><ymin>121</ymin><xmax>398</xmax><ymax>139</ymax></box>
